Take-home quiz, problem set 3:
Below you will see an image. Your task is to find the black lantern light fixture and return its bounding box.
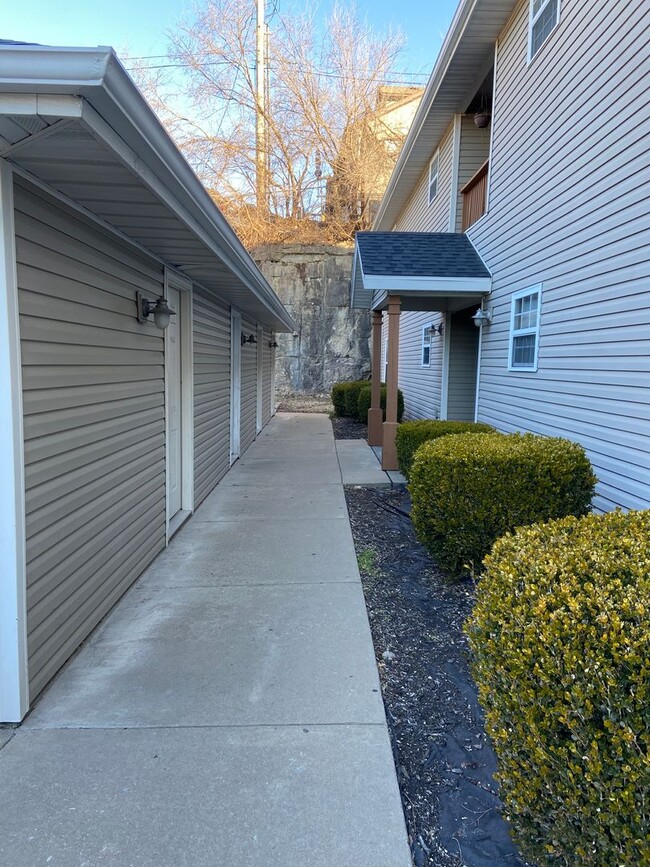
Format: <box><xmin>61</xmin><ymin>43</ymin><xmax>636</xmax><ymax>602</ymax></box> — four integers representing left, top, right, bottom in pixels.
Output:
<box><xmin>136</xmin><ymin>291</ymin><xmax>176</xmax><ymax>330</ymax></box>
<box><xmin>269</xmin><ymin>340</ymin><xmax>279</xmax><ymax>348</ymax></box>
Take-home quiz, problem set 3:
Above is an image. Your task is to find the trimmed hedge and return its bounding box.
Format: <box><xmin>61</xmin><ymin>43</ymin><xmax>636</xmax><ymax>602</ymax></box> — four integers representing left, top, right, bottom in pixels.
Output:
<box><xmin>465</xmin><ymin>511</ymin><xmax>650</xmax><ymax>866</ymax></box>
<box><xmin>409</xmin><ymin>432</ymin><xmax>596</xmax><ymax>575</ymax></box>
<box><xmin>395</xmin><ymin>419</ymin><xmax>495</xmax><ymax>479</ymax></box>
<box><xmin>356</xmin><ymin>384</ymin><xmax>404</xmax><ymax>424</ymax></box>
<box><xmin>331</xmin><ymin>381</ymin><xmax>367</xmax><ymax>418</ymax></box>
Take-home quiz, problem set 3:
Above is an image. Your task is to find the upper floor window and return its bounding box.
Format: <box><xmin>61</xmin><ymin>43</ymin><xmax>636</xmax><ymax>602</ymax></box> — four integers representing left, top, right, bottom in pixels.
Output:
<box><xmin>529</xmin><ymin>0</ymin><xmax>561</xmax><ymax>60</ymax></box>
<box><xmin>421</xmin><ymin>325</ymin><xmax>432</xmax><ymax>367</ymax></box>
<box><xmin>509</xmin><ymin>286</ymin><xmax>541</xmax><ymax>371</ymax></box>
<box><xmin>428</xmin><ymin>153</ymin><xmax>439</xmax><ymax>205</ymax></box>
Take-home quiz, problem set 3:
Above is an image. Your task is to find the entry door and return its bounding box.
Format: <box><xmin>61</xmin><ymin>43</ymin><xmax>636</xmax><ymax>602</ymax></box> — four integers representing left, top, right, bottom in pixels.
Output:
<box><xmin>167</xmin><ymin>285</ymin><xmax>182</xmax><ymax>518</ymax></box>
<box><xmin>230</xmin><ymin>310</ymin><xmax>241</xmax><ymax>462</ymax></box>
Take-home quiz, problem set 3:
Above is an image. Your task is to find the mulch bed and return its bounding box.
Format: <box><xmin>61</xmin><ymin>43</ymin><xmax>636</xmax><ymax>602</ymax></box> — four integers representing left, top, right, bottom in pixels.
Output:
<box><xmin>345</xmin><ymin>485</ymin><xmax>531</xmax><ymax>867</ymax></box>
<box><xmin>330</xmin><ymin>416</ymin><xmax>368</xmax><ymax>439</ymax></box>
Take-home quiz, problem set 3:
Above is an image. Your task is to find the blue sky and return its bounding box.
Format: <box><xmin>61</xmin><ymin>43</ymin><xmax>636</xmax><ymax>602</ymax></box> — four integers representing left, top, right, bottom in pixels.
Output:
<box><xmin>3</xmin><ymin>0</ymin><xmax>459</xmax><ymax>76</ymax></box>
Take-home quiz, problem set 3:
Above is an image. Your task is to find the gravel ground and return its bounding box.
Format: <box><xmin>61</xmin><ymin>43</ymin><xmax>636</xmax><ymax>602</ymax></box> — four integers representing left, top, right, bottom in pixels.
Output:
<box><xmin>276</xmin><ymin>392</ymin><xmax>333</xmax><ymax>413</ymax></box>
<box><xmin>345</xmin><ymin>485</ymin><xmax>531</xmax><ymax>867</ymax></box>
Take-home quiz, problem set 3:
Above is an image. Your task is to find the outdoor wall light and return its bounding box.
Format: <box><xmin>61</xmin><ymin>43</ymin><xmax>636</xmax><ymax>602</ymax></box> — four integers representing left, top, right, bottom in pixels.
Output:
<box><xmin>269</xmin><ymin>340</ymin><xmax>279</xmax><ymax>348</ymax></box>
<box><xmin>430</xmin><ymin>322</ymin><xmax>444</xmax><ymax>336</ymax></box>
<box><xmin>247</xmin><ymin>334</ymin><xmax>257</xmax><ymax>344</ymax></box>
<box><xmin>472</xmin><ymin>307</ymin><xmax>493</xmax><ymax>328</ymax></box>
<box><xmin>136</xmin><ymin>291</ymin><xmax>176</xmax><ymax>330</ymax></box>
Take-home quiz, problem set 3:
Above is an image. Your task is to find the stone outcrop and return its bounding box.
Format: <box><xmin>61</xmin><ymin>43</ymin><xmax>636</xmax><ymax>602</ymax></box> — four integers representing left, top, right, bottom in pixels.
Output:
<box><xmin>253</xmin><ymin>244</ymin><xmax>371</xmax><ymax>396</ymax></box>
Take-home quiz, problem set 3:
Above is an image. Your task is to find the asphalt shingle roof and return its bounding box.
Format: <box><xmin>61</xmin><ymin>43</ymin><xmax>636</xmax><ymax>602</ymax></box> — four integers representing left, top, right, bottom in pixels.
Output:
<box><xmin>355</xmin><ymin>232</ymin><xmax>491</xmax><ymax>279</ymax></box>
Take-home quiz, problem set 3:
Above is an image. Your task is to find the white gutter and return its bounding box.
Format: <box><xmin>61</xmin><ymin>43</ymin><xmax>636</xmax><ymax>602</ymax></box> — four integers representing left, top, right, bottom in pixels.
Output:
<box><xmin>0</xmin><ymin>45</ymin><xmax>296</xmax><ymax>332</ymax></box>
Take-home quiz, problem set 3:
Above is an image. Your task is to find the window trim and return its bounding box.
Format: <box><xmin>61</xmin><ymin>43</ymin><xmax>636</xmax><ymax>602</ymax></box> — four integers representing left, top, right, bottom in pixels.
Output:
<box><xmin>421</xmin><ymin>324</ymin><xmax>432</xmax><ymax>368</ymax></box>
<box><xmin>527</xmin><ymin>0</ymin><xmax>561</xmax><ymax>63</ymax></box>
<box><xmin>427</xmin><ymin>151</ymin><xmax>439</xmax><ymax>206</ymax></box>
<box><xmin>508</xmin><ymin>284</ymin><xmax>542</xmax><ymax>372</ymax></box>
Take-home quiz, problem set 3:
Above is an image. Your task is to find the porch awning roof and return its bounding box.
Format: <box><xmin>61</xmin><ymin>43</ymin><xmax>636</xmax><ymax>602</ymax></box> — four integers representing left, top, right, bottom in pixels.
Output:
<box><xmin>351</xmin><ymin>231</ymin><xmax>492</xmax><ymax>312</ymax></box>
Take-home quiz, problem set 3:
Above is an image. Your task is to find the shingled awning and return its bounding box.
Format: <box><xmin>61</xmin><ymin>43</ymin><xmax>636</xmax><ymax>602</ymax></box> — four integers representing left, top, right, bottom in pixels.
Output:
<box><xmin>351</xmin><ymin>232</ymin><xmax>492</xmax><ymax>311</ymax></box>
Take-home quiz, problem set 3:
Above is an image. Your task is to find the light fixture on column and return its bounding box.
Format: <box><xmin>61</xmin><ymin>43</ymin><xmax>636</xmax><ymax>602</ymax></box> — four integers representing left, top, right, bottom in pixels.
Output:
<box><xmin>269</xmin><ymin>340</ymin><xmax>278</xmax><ymax>348</ymax></box>
<box><xmin>472</xmin><ymin>306</ymin><xmax>492</xmax><ymax>328</ymax></box>
<box><xmin>136</xmin><ymin>292</ymin><xmax>176</xmax><ymax>330</ymax></box>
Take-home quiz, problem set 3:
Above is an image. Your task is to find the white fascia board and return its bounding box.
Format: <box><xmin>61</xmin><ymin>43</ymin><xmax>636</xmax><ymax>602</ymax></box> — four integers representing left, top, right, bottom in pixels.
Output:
<box><xmin>0</xmin><ymin>45</ymin><xmax>296</xmax><ymax>334</ymax></box>
<box><xmin>362</xmin><ymin>274</ymin><xmax>492</xmax><ymax>294</ymax></box>
<box><xmin>0</xmin><ymin>160</ymin><xmax>29</xmax><ymax>722</ymax></box>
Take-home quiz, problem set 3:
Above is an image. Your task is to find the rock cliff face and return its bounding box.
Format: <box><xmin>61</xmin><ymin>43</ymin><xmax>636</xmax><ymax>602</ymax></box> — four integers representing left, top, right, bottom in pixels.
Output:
<box><xmin>253</xmin><ymin>244</ymin><xmax>371</xmax><ymax>396</ymax></box>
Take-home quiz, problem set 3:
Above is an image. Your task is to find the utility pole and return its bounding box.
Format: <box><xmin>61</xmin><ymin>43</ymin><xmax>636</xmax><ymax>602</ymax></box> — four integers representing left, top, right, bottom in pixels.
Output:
<box><xmin>255</xmin><ymin>0</ymin><xmax>268</xmax><ymax>214</ymax></box>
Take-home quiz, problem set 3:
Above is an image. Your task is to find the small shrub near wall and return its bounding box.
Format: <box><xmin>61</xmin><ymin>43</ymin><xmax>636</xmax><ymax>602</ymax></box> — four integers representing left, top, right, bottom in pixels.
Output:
<box><xmin>409</xmin><ymin>432</ymin><xmax>596</xmax><ymax>576</ymax></box>
<box><xmin>356</xmin><ymin>385</ymin><xmax>404</xmax><ymax>424</ymax></box>
<box><xmin>465</xmin><ymin>511</ymin><xmax>650</xmax><ymax>866</ymax></box>
<box><xmin>331</xmin><ymin>381</ymin><xmax>367</xmax><ymax>417</ymax></box>
<box><xmin>395</xmin><ymin>419</ymin><xmax>495</xmax><ymax>479</ymax></box>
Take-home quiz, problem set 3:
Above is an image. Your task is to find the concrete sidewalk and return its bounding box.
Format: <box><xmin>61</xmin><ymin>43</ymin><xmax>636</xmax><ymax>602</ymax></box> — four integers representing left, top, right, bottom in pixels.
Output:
<box><xmin>0</xmin><ymin>413</ymin><xmax>412</xmax><ymax>867</ymax></box>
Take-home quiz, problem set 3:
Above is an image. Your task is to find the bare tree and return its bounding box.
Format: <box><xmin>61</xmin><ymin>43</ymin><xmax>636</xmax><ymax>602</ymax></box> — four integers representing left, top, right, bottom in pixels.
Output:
<box><xmin>128</xmin><ymin>1</ymin><xmax>417</xmax><ymax>245</ymax></box>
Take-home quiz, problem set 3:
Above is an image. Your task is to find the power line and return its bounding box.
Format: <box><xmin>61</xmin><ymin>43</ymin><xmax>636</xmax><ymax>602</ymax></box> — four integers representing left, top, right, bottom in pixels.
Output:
<box><xmin>126</xmin><ymin>57</ymin><xmax>430</xmax><ymax>84</ymax></box>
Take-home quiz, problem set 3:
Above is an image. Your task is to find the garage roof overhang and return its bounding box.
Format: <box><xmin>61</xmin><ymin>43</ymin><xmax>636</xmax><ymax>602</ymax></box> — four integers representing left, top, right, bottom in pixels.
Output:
<box><xmin>372</xmin><ymin>0</ymin><xmax>517</xmax><ymax>232</ymax></box>
<box><xmin>351</xmin><ymin>231</ymin><xmax>492</xmax><ymax>312</ymax></box>
<box><xmin>0</xmin><ymin>44</ymin><xmax>296</xmax><ymax>333</ymax></box>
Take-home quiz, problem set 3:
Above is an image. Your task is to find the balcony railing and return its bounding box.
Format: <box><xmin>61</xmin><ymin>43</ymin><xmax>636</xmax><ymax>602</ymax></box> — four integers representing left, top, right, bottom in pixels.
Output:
<box><xmin>461</xmin><ymin>160</ymin><xmax>489</xmax><ymax>231</ymax></box>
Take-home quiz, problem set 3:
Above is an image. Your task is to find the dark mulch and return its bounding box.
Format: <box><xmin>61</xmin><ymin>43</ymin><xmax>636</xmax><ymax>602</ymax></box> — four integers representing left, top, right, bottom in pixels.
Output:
<box><xmin>345</xmin><ymin>485</ymin><xmax>531</xmax><ymax>867</ymax></box>
<box><xmin>330</xmin><ymin>416</ymin><xmax>368</xmax><ymax>439</ymax></box>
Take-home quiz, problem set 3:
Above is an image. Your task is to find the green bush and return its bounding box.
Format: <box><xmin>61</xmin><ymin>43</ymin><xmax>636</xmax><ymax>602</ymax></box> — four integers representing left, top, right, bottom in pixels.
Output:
<box><xmin>356</xmin><ymin>384</ymin><xmax>404</xmax><ymax>424</ymax></box>
<box><xmin>465</xmin><ymin>511</ymin><xmax>650</xmax><ymax>866</ymax></box>
<box><xmin>409</xmin><ymin>432</ymin><xmax>596</xmax><ymax>575</ymax></box>
<box><xmin>395</xmin><ymin>419</ymin><xmax>495</xmax><ymax>479</ymax></box>
<box><xmin>331</xmin><ymin>381</ymin><xmax>367</xmax><ymax>418</ymax></box>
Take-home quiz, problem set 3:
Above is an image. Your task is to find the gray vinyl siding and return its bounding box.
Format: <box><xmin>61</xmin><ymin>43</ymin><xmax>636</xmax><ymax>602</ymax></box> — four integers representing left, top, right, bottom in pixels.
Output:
<box><xmin>381</xmin><ymin>310</ymin><xmax>444</xmax><ymax>421</ymax></box>
<box><xmin>393</xmin><ymin>121</ymin><xmax>455</xmax><ymax>232</ymax></box>
<box><xmin>262</xmin><ymin>327</ymin><xmax>273</xmax><ymax>424</ymax></box>
<box><xmin>469</xmin><ymin>0</ymin><xmax>650</xmax><ymax>512</ymax></box>
<box><xmin>397</xmin><ymin>312</ymin><xmax>444</xmax><ymax>420</ymax></box>
<box><xmin>193</xmin><ymin>287</ymin><xmax>231</xmax><ymax>507</ymax></box>
<box><xmin>15</xmin><ymin>179</ymin><xmax>166</xmax><ymax>701</ymax></box>
<box><xmin>455</xmin><ymin>116</ymin><xmax>491</xmax><ymax>231</ymax></box>
<box><xmin>240</xmin><ymin>315</ymin><xmax>258</xmax><ymax>453</ymax></box>
<box><xmin>445</xmin><ymin>312</ymin><xmax>479</xmax><ymax>421</ymax></box>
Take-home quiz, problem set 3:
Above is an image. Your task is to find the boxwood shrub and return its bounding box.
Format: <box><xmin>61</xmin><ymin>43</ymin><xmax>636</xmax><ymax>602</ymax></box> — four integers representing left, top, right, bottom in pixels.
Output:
<box><xmin>409</xmin><ymin>432</ymin><xmax>596</xmax><ymax>575</ymax></box>
<box><xmin>356</xmin><ymin>384</ymin><xmax>404</xmax><ymax>424</ymax></box>
<box><xmin>465</xmin><ymin>511</ymin><xmax>650</xmax><ymax>866</ymax></box>
<box><xmin>395</xmin><ymin>419</ymin><xmax>495</xmax><ymax>479</ymax></box>
<box><xmin>331</xmin><ymin>381</ymin><xmax>367</xmax><ymax>418</ymax></box>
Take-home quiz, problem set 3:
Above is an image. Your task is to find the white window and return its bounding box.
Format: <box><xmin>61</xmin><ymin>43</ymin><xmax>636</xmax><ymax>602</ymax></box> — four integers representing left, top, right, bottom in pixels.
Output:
<box><xmin>428</xmin><ymin>153</ymin><xmax>439</xmax><ymax>205</ymax></box>
<box><xmin>529</xmin><ymin>0</ymin><xmax>560</xmax><ymax>60</ymax></box>
<box><xmin>509</xmin><ymin>286</ymin><xmax>541</xmax><ymax>371</ymax></box>
<box><xmin>421</xmin><ymin>325</ymin><xmax>433</xmax><ymax>367</ymax></box>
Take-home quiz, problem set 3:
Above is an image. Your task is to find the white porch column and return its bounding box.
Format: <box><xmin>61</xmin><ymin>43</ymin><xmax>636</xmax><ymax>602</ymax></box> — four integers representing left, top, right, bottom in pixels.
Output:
<box><xmin>382</xmin><ymin>295</ymin><xmax>401</xmax><ymax>471</ymax></box>
<box><xmin>367</xmin><ymin>310</ymin><xmax>383</xmax><ymax>446</ymax></box>
<box><xmin>0</xmin><ymin>160</ymin><xmax>29</xmax><ymax>722</ymax></box>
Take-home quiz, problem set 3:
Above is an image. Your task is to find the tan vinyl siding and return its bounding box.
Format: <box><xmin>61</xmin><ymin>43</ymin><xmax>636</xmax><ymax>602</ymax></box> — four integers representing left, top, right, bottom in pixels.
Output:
<box><xmin>15</xmin><ymin>179</ymin><xmax>166</xmax><ymax>701</ymax></box>
<box><xmin>445</xmin><ymin>312</ymin><xmax>479</xmax><ymax>421</ymax></box>
<box><xmin>193</xmin><ymin>288</ymin><xmax>231</xmax><ymax>507</ymax></box>
<box><xmin>240</xmin><ymin>315</ymin><xmax>258</xmax><ymax>453</ymax></box>
<box><xmin>393</xmin><ymin>121</ymin><xmax>456</xmax><ymax>232</ymax></box>
<box><xmin>469</xmin><ymin>0</ymin><xmax>650</xmax><ymax>512</ymax></box>
<box><xmin>392</xmin><ymin>312</ymin><xmax>444</xmax><ymax>420</ymax></box>
<box><xmin>262</xmin><ymin>327</ymin><xmax>273</xmax><ymax>424</ymax></box>
<box><xmin>456</xmin><ymin>116</ymin><xmax>492</xmax><ymax>231</ymax></box>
